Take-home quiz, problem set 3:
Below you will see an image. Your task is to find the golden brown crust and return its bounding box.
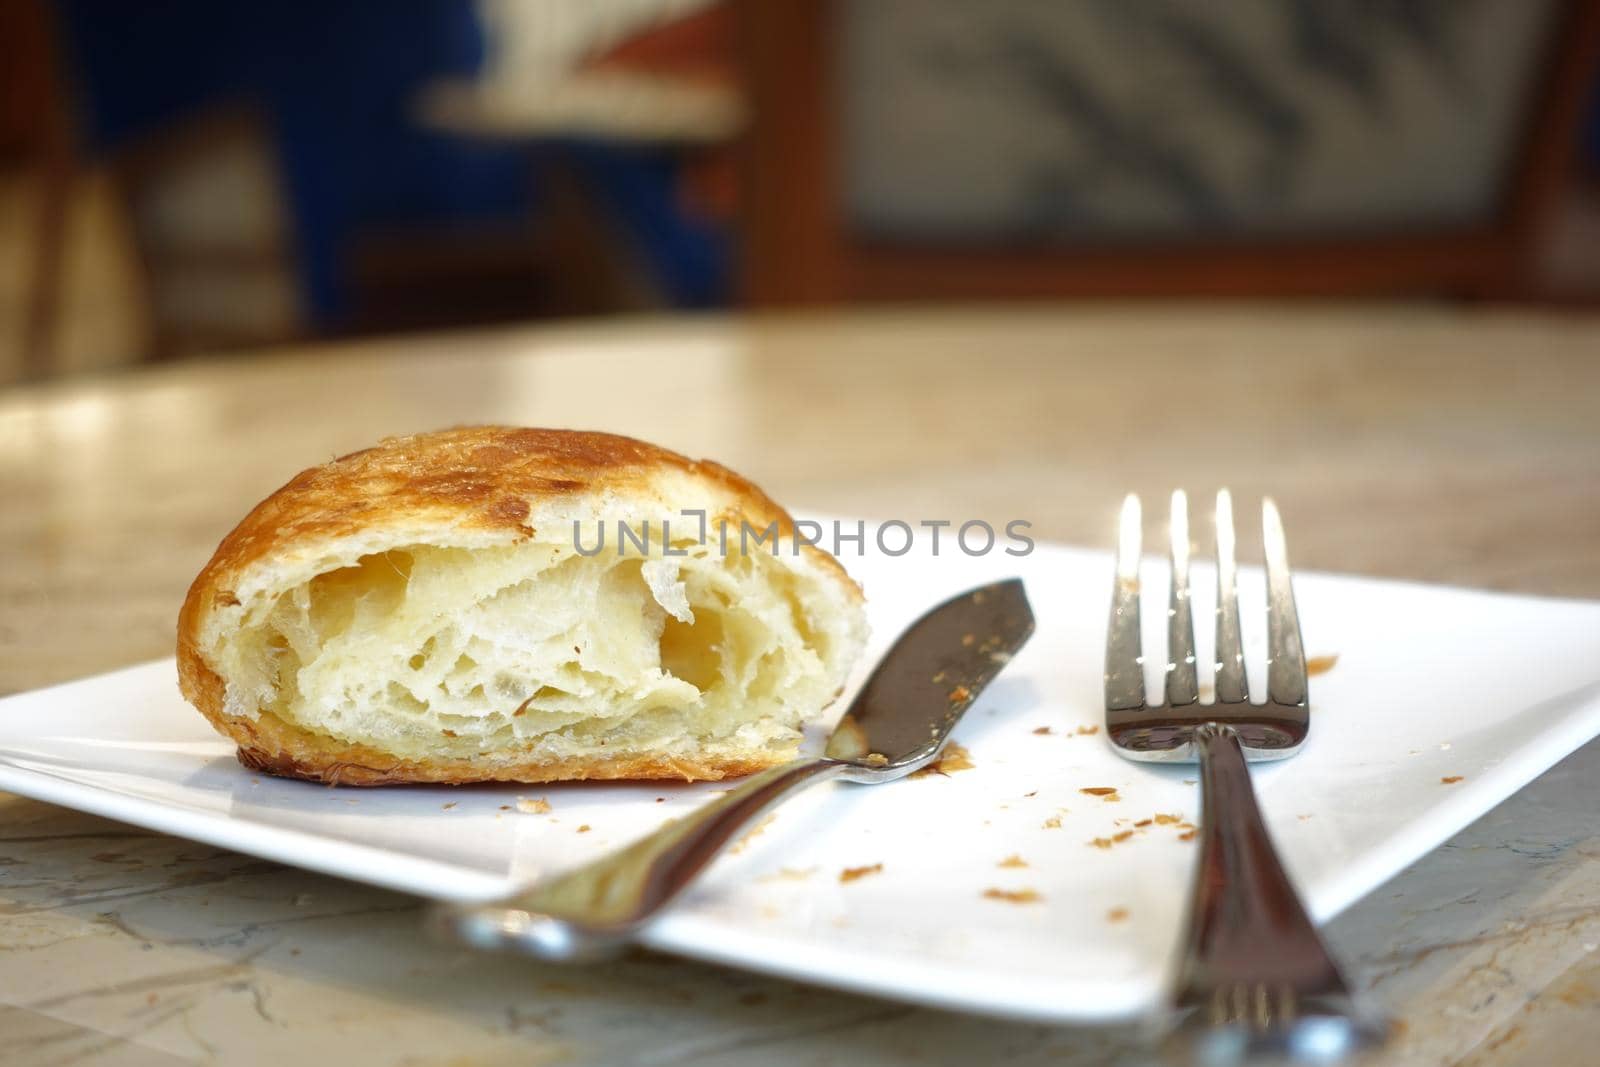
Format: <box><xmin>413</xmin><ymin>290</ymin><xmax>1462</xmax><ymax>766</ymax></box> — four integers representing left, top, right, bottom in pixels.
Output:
<box><xmin>181</xmin><ymin>426</ymin><xmax>843</xmax><ymax>593</ymax></box>
<box><xmin>177</xmin><ymin>426</ymin><xmax>852</xmax><ymax>786</ymax></box>
<box><xmin>231</xmin><ymin>713</ymin><xmax>780</xmax><ymax>786</ymax></box>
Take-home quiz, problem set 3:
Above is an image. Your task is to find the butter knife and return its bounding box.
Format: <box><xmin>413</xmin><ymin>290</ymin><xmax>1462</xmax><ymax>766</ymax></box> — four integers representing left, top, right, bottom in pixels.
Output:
<box><xmin>433</xmin><ymin>577</ymin><xmax>1035</xmax><ymax>962</ymax></box>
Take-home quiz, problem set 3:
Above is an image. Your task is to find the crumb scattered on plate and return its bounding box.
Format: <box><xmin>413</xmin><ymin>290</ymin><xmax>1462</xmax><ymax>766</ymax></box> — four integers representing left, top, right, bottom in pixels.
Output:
<box><xmin>577</xmin><ymin>824</ymin><xmax>591</xmax><ymax>833</ymax></box>
<box><xmin>441</xmin><ymin>802</ymin><xmax>457</xmax><ymax>811</ymax></box>
<box><xmin>1107</xmin><ymin>907</ymin><xmax>1129</xmax><ymax>923</ymax></box>
<box><xmin>516</xmin><ymin>797</ymin><xmax>552</xmax><ymax>814</ymax></box>
<box><xmin>1153</xmin><ymin>813</ymin><xmax>1182</xmax><ymax>825</ymax></box>
<box><xmin>1032</xmin><ymin>726</ymin><xmax>1053</xmax><ymax>736</ymax></box>
<box><xmin>840</xmin><ymin>863</ymin><xmax>883</xmax><ymax>883</ymax></box>
<box><xmin>1076</xmin><ymin>725</ymin><xmax>1100</xmax><ymax>736</ymax></box>
<box><xmin>997</xmin><ymin>854</ymin><xmax>1028</xmax><ymax>868</ymax></box>
<box><xmin>1178</xmin><ymin>829</ymin><xmax>1196</xmax><ymax>842</ymax></box>
<box><xmin>1090</xmin><ymin>828</ymin><xmax>1137</xmax><ymax>849</ymax></box>
<box><xmin>912</xmin><ymin>741</ymin><xmax>974</xmax><ymax>778</ymax></box>
<box><xmin>1441</xmin><ymin>775</ymin><xmax>1464</xmax><ymax>784</ymax></box>
<box><xmin>1042</xmin><ymin>813</ymin><xmax>1064</xmax><ymax>829</ymax></box>
<box><xmin>1080</xmin><ymin>787</ymin><xmax>1119</xmax><ymax>800</ymax></box>
<box><xmin>1307</xmin><ymin>653</ymin><xmax>1340</xmax><ymax>676</ymax></box>
<box><xmin>729</xmin><ymin>813</ymin><xmax>777</xmax><ymax>855</ymax></box>
<box><xmin>758</xmin><ymin>866</ymin><xmax>817</xmax><ymax>883</ymax></box>
<box><xmin>983</xmin><ymin>887</ymin><xmax>1041</xmax><ymax>904</ymax></box>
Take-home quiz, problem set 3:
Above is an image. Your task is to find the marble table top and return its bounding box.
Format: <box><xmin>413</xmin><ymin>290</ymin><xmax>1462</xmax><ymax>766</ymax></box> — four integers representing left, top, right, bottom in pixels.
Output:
<box><xmin>2</xmin><ymin>305</ymin><xmax>1598</xmax><ymax>1065</ymax></box>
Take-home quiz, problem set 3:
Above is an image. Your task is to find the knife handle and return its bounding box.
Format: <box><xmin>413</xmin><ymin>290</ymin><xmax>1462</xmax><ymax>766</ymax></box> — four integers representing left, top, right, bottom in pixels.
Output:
<box><xmin>432</xmin><ymin>756</ymin><xmax>850</xmax><ymax>961</ymax></box>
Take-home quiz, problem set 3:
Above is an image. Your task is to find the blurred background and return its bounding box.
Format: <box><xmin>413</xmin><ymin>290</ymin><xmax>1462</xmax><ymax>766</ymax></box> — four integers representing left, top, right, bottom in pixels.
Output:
<box><xmin>3</xmin><ymin>0</ymin><xmax>1599</xmax><ymax>385</ymax></box>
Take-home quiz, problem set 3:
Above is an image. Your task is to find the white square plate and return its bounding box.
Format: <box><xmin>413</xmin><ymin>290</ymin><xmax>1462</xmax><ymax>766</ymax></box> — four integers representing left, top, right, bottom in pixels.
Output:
<box><xmin>2</xmin><ymin>533</ymin><xmax>1599</xmax><ymax>1023</ymax></box>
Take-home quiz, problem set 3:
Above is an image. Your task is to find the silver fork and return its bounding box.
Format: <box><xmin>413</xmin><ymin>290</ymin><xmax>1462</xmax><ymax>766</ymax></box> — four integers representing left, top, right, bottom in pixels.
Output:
<box><xmin>1106</xmin><ymin>490</ymin><xmax>1389</xmax><ymax>1065</ymax></box>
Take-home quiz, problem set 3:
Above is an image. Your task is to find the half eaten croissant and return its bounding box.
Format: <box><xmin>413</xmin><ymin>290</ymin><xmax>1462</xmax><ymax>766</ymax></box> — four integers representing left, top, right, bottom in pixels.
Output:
<box><xmin>177</xmin><ymin>427</ymin><xmax>866</xmax><ymax>785</ymax></box>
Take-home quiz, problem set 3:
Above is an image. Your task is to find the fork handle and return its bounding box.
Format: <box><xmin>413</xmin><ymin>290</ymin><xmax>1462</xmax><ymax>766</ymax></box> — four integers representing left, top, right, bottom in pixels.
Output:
<box><xmin>1165</xmin><ymin>723</ymin><xmax>1388</xmax><ymax>1064</ymax></box>
<box><xmin>430</xmin><ymin>757</ymin><xmax>849</xmax><ymax>962</ymax></box>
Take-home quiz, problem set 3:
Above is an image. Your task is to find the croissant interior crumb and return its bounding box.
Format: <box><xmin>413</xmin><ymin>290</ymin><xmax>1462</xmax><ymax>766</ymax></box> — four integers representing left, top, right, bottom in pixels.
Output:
<box><xmin>209</xmin><ymin>536</ymin><xmax>852</xmax><ymax>768</ymax></box>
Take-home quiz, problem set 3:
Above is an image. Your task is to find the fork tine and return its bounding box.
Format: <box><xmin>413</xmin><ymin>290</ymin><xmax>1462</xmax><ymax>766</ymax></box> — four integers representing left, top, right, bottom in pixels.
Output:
<box><xmin>1105</xmin><ymin>494</ymin><xmax>1146</xmax><ymax>711</ymax></box>
<box><xmin>1214</xmin><ymin>489</ymin><xmax>1248</xmax><ymax>704</ymax></box>
<box><xmin>1263</xmin><ymin>497</ymin><xmax>1308</xmax><ymax>707</ymax></box>
<box><xmin>1166</xmin><ymin>490</ymin><xmax>1199</xmax><ymax>707</ymax></box>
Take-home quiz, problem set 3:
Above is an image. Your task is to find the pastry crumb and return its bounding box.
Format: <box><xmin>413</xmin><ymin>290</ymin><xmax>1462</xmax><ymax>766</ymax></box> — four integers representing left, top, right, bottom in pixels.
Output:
<box><xmin>1134</xmin><ymin>818</ymin><xmax>1152</xmax><ymax>828</ymax></box>
<box><xmin>1107</xmin><ymin>907</ymin><xmax>1130</xmax><ymax>923</ymax></box>
<box><xmin>1441</xmin><ymin>775</ymin><xmax>1464</xmax><ymax>784</ymax></box>
<box><xmin>441</xmin><ymin>802</ymin><xmax>457</xmax><ymax>811</ymax></box>
<box><xmin>1079</xmin><ymin>787</ymin><xmax>1118</xmax><ymax>800</ymax></box>
<box><xmin>911</xmin><ymin>741</ymin><xmax>974</xmax><ymax>777</ymax></box>
<box><xmin>997</xmin><ymin>854</ymin><xmax>1028</xmax><ymax>868</ymax></box>
<box><xmin>947</xmin><ymin>685</ymin><xmax>972</xmax><ymax>704</ymax></box>
<box><xmin>758</xmin><ymin>866</ymin><xmax>817</xmax><ymax>883</ymax></box>
<box><xmin>1153</xmin><ymin>813</ymin><xmax>1182</xmax><ymax>825</ymax></box>
<box><xmin>516</xmin><ymin>797</ymin><xmax>552</xmax><ymax>814</ymax></box>
<box><xmin>982</xmin><ymin>887</ymin><xmax>1041</xmax><ymax>904</ymax></box>
<box><xmin>1178</xmin><ymin>829</ymin><xmax>1197</xmax><ymax>842</ymax></box>
<box><xmin>840</xmin><ymin>863</ymin><xmax>883</xmax><ymax>883</ymax></box>
<box><xmin>1112</xmin><ymin>830</ymin><xmax>1134</xmax><ymax>843</ymax></box>
<box><xmin>1032</xmin><ymin>726</ymin><xmax>1053</xmax><ymax>736</ymax></box>
<box><xmin>1307</xmin><ymin>653</ymin><xmax>1340</xmax><ymax>677</ymax></box>
<box><xmin>1090</xmin><ymin>836</ymin><xmax>1114</xmax><ymax>849</ymax></box>
<box><xmin>577</xmin><ymin>824</ymin><xmax>591</xmax><ymax>833</ymax></box>
<box><xmin>1042</xmin><ymin>813</ymin><xmax>1064</xmax><ymax>829</ymax></box>
<box><xmin>729</xmin><ymin>814</ymin><xmax>777</xmax><ymax>855</ymax></box>
<box><xmin>1076</xmin><ymin>724</ymin><xmax>1100</xmax><ymax>736</ymax></box>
